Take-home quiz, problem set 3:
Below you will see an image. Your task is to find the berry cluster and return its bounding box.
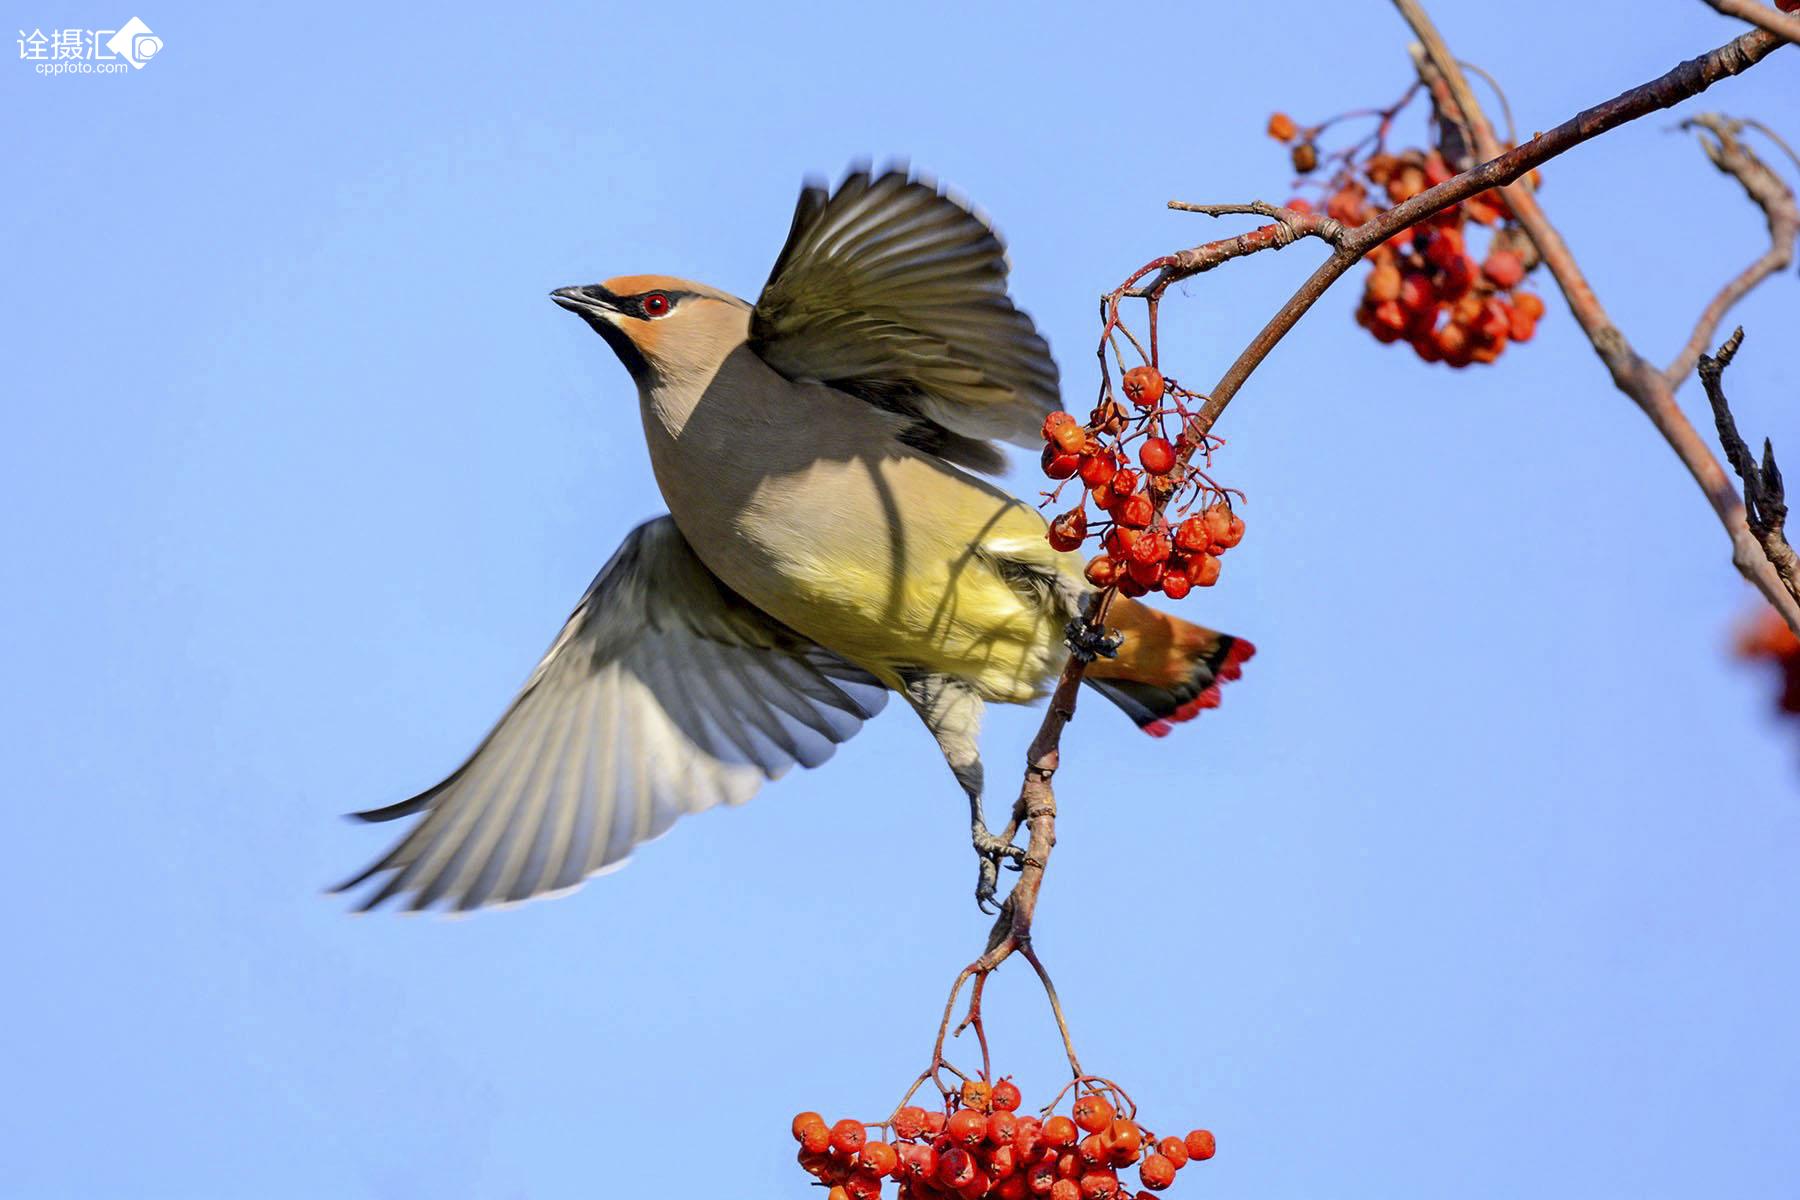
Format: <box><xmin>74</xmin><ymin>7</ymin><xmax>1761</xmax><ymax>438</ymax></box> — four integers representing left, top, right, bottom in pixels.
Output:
<box><xmin>1040</xmin><ymin>366</ymin><xmax>1244</xmax><ymax>600</ymax></box>
<box><xmin>1268</xmin><ymin>106</ymin><xmax>1549</xmax><ymax>367</ymax></box>
<box><xmin>793</xmin><ymin>1077</ymin><xmax>1214</xmax><ymax>1200</ymax></box>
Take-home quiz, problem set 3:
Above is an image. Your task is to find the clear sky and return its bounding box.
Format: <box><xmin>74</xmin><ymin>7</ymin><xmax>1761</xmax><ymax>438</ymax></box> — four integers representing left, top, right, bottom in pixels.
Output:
<box><xmin>6</xmin><ymin>3</ymin><xmax>1799</xmax><ymax>1197</ymax></box>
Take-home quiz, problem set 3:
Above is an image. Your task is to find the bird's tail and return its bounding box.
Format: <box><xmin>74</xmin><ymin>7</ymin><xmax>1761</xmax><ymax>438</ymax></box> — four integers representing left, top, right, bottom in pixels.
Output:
<box><xmin>1082</xmin><ymin>598</ymin><xmax>1255</xmax><ymax>737</ymax></box>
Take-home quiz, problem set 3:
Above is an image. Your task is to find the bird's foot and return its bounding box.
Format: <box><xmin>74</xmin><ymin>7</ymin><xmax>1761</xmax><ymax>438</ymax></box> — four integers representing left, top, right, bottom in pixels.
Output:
<box><xmin>1064</xmin><ymin>619</ymin><xmax>1124</xmax><ymax>664</ymax></box>
<box><xmin>972</xmin><ymin>826</ymin><xmax>1027</xmax><ymax>912</ymax></box>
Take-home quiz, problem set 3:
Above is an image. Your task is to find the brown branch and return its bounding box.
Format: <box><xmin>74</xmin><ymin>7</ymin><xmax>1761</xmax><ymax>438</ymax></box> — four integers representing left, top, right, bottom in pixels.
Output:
<box><xmin>1704</xmin><ymin>0</ymin><xmax>1800</xmax><ymax>44</ymax></box>
<box><xmin>957</xmin><ymin>9</ymin><xmax>1790</xmax><ymax>1068</ymax></box>
<box><xmin>1701</xmin><ymin>328</ymin><xmax>1800</xmax><ymax>601</ymax></box>
<box><xmin>1394</xmin><ymin>0</ymin><xmax>1800</xmax><ymax>633</ymax></box>
<box><xmin>1665</xmin><ymin>114</ymin><xmax>1800</xmax><ymax>386</ymax></box>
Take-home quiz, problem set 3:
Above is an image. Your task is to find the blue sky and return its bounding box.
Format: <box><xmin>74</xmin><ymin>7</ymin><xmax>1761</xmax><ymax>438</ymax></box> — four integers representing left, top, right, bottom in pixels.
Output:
<box><xmin>5</xmin><ymin>3</ymin><xmax>1798</xmax><ymax>1197</ymax></box>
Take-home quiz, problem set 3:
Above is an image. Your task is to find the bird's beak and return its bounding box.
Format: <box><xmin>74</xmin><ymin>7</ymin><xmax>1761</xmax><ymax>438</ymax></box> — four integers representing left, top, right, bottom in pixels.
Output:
<box><xmin>551</xmin><ymin>283</ymin><xmax>650</xmax><ymax>380</ymax></box>
<box><xmin>550</xmin><ymin>285</ymin><xmax>620</xmax><ymax>319</ymax></box>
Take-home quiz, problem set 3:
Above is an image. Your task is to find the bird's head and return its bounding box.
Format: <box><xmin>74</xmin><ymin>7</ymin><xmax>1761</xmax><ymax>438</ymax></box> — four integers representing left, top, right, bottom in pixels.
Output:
<box><xmin>551</xmin><ymin>274</ymin><xmax>750</xmax><ymax>387</ymax></box>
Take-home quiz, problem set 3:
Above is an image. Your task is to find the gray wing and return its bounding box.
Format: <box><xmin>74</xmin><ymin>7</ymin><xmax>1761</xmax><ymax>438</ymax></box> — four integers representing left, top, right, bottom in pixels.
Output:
<box><xmin>749</xmin><ymin>166</ymin><xmax>1061</xmax><ymax>465</ymax></box>
<box><xmin>334</xmin><ymin>516</ymin><xmax>888</xmax><ymax>913</ymax></box>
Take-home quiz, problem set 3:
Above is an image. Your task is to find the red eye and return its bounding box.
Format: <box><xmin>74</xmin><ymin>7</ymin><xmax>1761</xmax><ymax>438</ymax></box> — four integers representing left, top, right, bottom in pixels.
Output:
<box><xmin>641</xmin><ymin>292</ymin><xmax>670</xmax><ymax>317</ymax></box>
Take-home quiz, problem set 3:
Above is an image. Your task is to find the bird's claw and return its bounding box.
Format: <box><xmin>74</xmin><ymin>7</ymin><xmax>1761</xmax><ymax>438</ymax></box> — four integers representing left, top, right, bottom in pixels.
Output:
<box><xmin>972</xmin><ymin>827</ymin><xmax>1026</xmax><ymax>912</ymax></box>
<box><xmin>1064</xmin><ymin>619</ymin><xmax>1124</xmax><ymax>664</ymax></box>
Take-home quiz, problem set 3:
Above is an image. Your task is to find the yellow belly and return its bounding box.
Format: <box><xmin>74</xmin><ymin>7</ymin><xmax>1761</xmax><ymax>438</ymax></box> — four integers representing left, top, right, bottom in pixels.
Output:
<box><xmin>642</xmin><ymin>355</ymin><xmax>1083</xmax><ymax>703</ymax></box>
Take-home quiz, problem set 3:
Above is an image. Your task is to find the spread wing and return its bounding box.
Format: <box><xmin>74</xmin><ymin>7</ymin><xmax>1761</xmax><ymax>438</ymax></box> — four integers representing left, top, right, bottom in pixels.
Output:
<box><xmin>749</xmin><ymin>166</ymin><xmax>1061</xmax><ymax>467</ymax></box>
<box><xmin>334</xmin><ymin>516</ymin><xmax>888</xmax><ymax>913</ymax></box>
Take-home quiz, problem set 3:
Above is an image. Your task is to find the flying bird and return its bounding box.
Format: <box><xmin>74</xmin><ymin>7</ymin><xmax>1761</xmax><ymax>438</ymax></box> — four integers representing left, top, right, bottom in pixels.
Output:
<box><xmin>336</xmin><ymin>167</ymin><xmax>1253</xmax><ymax>914</ymax></box>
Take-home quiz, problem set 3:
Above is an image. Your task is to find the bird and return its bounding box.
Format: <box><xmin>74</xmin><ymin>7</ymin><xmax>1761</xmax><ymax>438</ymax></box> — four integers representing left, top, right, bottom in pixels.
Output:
<box><xmin>335</xmin><ymin>166</ymin><xmax>1254</xmax><ymax>914</ymax></box>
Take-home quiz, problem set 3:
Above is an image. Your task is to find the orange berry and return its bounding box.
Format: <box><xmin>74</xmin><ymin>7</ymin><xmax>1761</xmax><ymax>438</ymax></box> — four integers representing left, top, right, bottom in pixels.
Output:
<box><xmin>1138</xmin><ymin>437</ymin><xmax>1176</xmax><ymax>476</ymax></box>
<box><xmin>1161</xmin><ymin>571</ymin><xmax>1191</xmax><ymax>600</ymax></box>
<box><xmin>989</xmin><ymin>1079</ymin><xmax>1021</xmax><ymax>1112</ymax></box>
<box><xmin>861</xmin><ymin>1140</ymin><xmax>899</xmax><ymax>1175</ymax></box>
<box><xmin>800</xmin><ymin>1148</ymin><xmax>833</xmax><ymax>1178</ymax></box>
<box><xmin>1156</xmin><ymin>1137</ymin><xmax>1188</xmax><ymax>1169</ymax></box>
<box><xmin>801</xmin><ymin>1121</ymin><xmax>833</xmax><ymax>1154</ymax></box>
<box><xmin>1266</xmin><ymin>111</ymin><xmax>1298</xmax><ymax>141</ymax></box>
<box><xmin>1127</xmin><ymin>528</ymin><xmax>1170</xmax><ymax>567</ymax></box>
<box><xmin>845</xmin><ymin>1168</ymin><xmax>883</xmax><ymax>1200</ymax></box>
<box><xmin>793</xmin><ymin>1111</ymin><xmax>827</xmax><ymax>1141</ymax></box>
<box><xmin>1366</xmin><ymin>263</ymin><xmax>1403</xmax><ymax>303</ymax></box>
<box><xmin>1121</xmin><ymin>366</ymin><xmax>1165</xmax><ymax>409</ymax></box>
<box><xmin>892</xmin><ymin>1106</ymin><xmax>928</xmax><ymax>1141</ymax></box>
<box><xmin>948</xmin><ymin>1107</ymin><xmax>987</xmax><ymax>1147</ymax></box>
<box><xmin>1190</xmin><ymin>553</ymin><xmax>1222</xmax><ymax>588</ymax></box>
<box><xmin>1126</xmin><ymin>557</ymin><xmax>1166</xmax><ymax>589</ymax></box>
<box><xmin>1084</xmin><ymin>555</ymin><xmax>1119</xmax><ymax>588</ymax></box>
<box><xmin>990</xmin><ymin>1144</ymin><xmax>1019</xmax><ymax>1176</ymax></box>
<box><xmin>1101</xmin><ymin>1119</ymin><xmax>1143</xmax><ymax>1166</ymax></box>
<box><xmin>1513</xmin><ymin>291</ymin><xmax>1545</xmax><ymax>320</ymax></box>
<box><xmin>1218</xmin><ymin>511</ymin><xmax>1245</xmax><ymax>550</ymax></box>
<box><xmin>1042</xmin><ymin>410</ymin><xmax>1078</xmax><ymax>443</ymax></box>
<box><xmin>1080</xmin><ymin>1169</ymin><xmax>1122</xmax><ymax>1199</ymax></box>
<box><xmin>1051</xmin><ymin>1180</ymin><xmax>1081</xmax><ymax>1200</ymax></box>
<box><xmin>1183</xmin><ymin>1130</ymin><xmax>1216</xmax><ymax>1161</ymax></box>
<box><xmin>831</xmin><ymin>1118</ymin><xmax>868</xmax><ymax>1157</ymax></box>
<box><xmin>923</xmin><ymin>1110</ymin><xmax>948</xmax><ymax>1137</ymax></box>
<box><xmin>1078</xmin><ymin>1133</ymin><xmax>1107</xmax><ymax>1168</ymax></box>
<box><xmin>1042</xmin><ymin>1115</ymin><xmax>1079</xmax><ymax>1149</ymax></box>
<box><xmin>1072</xmin><ymin>1095</ymin><xmax>1114</xmax><ymax>1134</ymax></box>
<box><xmin>828</xmin><ymin>1187</ymin><xmax>850</xmax><ymax>1200</ymax></box>
<box><xmin>1012</xmin><ymin>1117</ymin><xmax>1042</xmax><ymax>1158</ymax></box>
<box><xmin>1139</xmin><ymin>1153</ymin><xmax>1176</xmax><ymax>1190</ymax></box>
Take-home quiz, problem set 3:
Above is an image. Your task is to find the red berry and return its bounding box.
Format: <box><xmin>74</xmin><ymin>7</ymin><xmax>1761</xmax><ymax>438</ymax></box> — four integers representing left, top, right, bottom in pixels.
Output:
<box><xmin>1028</xmin><ymin>1155</ymin><xmax>1061</xmax><ymax>1194</ymax></box>
<box><xmin>892</xmin><ymin>1107</ymin><xmax>928</xmax><ymax>1141</ymax></box>
<box><xmin>1102</xmin><ymin>526</ymin><xmax>1139</xmax><ymax>561</ymax></box>
<box><xmin>1116</xmin><ymin>492</ymin><xmax>1155</xmax><ymax>530</ymax></box>
<box><xmin>1126</xmin><ymin>557</ymin><xmax>1165</xmax><ymax>588</ymax></box>
<box><xmin>1161</xmin><ymin>571</ymin><xmax>1192</xmax><ymax>600</ymax></box>
<box><xmin>939</xmin><ymin>1147</ymin><xmax>978</xmax><ymax>1189</ymax></box>
<box><xmin>831</xmin><ymin>1118</ymin><xmax>868</xmax><ymax>1157</ymax></box>
<box><xmin>1190</xmin><ymin>553</ymin><xmax>1222</xmax><ymax>588</ymax></box>
<box><xmin>1012</xmin><ymin>1117</ymin><xmax>1042</xmax><ymax>1159</ymax></box>
<box><xmin>1042</xmin><ymin>411</ymin><xmax>1084</xmax><ymax>453</ymax></box>
<box><xmin>1101</xmin><ymin>1119</ymin><xmax>1143</xmax><ymax>1166</ymax></box>
<box><xmin>793</xmin><ymin>1112</ymin><xmax>827</xmax><ymax>1141</ymax></box>
<box><xmin>1183</xmin><ymin>1130</ymin><xmax>1216</xmax><ymax>1162</ymax></box>
<box><xmin>948</xmin><ymin>1108</ymin><xmax>987</xmax><ymax>1147</ymax></box>
<box><xmin>845</xmin><ymin>1168</ymin><xmax>883</xmax><ymax>1200</ymax></box>
<box><xmin>1041</xmin><ymin>442</ymin><xmax>1080</xmax><ymax>480</ymax></box>
<box><xmin>861</xmin><ymin>1141</ymin><xmax>899</xmax><ymax>1176</ymax></box>
<box><xmin>987</xmin><ymin>1110</ymin><xmax>1020</xmax><ymax>1146</ymax></box>
<box><xmin>1078</xmin><ymin>451</ymin><xmax>1118</xmax><ymax>489</ymax></box>
<box><xmin>1156</xmin><ymin>1137</ymin><xmax>1188</xmax><ymax>1170</ymax></box>
<box><xmin>1139</xmin><ymin>1154</ymin><xmax>1176</xmax><ymax>1190</ymax></box>
<box><xmin>800</xmin><ymin>1121</ymin><xmax>832</xmax><ymax>1154</ymax></box>
<box><xmin>1121</xmin><ymin>366</ymin><xmax>1165</xmax><ymax>409</ymax></box>
<box><xmin>1080</xmin><ymin>1169</ymin><xmax>1122</xmax><ymax>1199</ymax></box>
<box><xmin>1173</xmin><ymin>515</ymin><xmax>1211</xmax><ymax>555</ymax></box>
<box><xmin>1482</xmin><ymin>248</ymin><xmax>1524</xmax><ymax>289</ymax></box>
<box><xmin>1050</xmin><ymin>1180</ymin><xmax>1081</xmax><ymax>1200</ymax></box>
<box><xmin>1084</xmin><ymin>555</ymin><xmax>1119</xmax><ymax>588</ymax></box>
<box><xmin>1127</xmin><ymin>529</ymin><xmax>1170</xmax><ymax>566</ymax></box>
<box><xmin>1138</xmin><ymin>437</ymin><xmax>1176</xmax><ymax>476</ymax></box>
<box><xmin>1071</xmin><ymin>1095</ymin><xmax>1114</xmax><ymax>1134</ymax></box>
<box><xmin>1048</xmin><ymin>508</ymin><xmax>1088</xmax><ymax>552</ymax></box>
<box><xmin>1108</xmin><ymin>468</ymin><xmax>1140</xmax><ymax>499</ymax></box>
<box><xmin>1042</xmin><ymin>1115</ymin><xmax>1079</xmax><ymax>1150</ymax></box>
<box><xmin>923</xmin><ymin>1111</ymin><xmax>948</xmax><ymax>1137</ymax></box>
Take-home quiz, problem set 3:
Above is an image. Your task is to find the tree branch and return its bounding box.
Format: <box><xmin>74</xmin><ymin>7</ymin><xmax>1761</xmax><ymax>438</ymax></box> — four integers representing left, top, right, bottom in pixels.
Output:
<box><xmin>983</xmin><ymin>15</ymin><xmax>1790</xmax><ymax>966</ymax></box>
<box><xmin>1665</xmin><ymin>114</ymin><xmax>1800</xmax><ymax>387</ymax></box>
<box><xmin>1704</xmin><ymin>0</ymin><xmax>1800</xmax><ymax>44</ymax></box>
<box><xmin>1393</xmin><ymin>0</ymin><xmax>1800</xmax><ymax>633</ymax></box>
<box><xmin>1701</xmin><ymin>328</ymin><xmax>1800</xmax><ymax>602</ymax></box>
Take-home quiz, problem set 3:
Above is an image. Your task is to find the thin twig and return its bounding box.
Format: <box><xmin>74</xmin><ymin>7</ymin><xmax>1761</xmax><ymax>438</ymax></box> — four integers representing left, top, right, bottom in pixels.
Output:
<box><xmin>1701</xmin><ymin>328</ymin><xmax>1800</xmax><ymax>602</ymax></box>
<box><xmin>1665</xmin><ymin>114</ymin><xmax>1799</xmax><ymax>386</ymax></box>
